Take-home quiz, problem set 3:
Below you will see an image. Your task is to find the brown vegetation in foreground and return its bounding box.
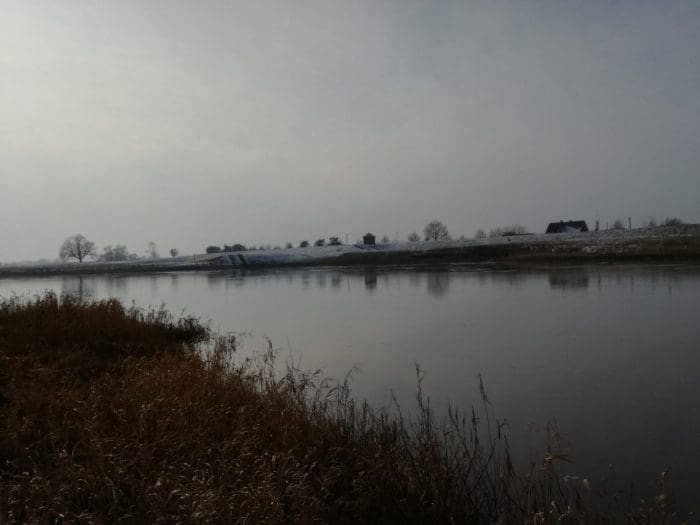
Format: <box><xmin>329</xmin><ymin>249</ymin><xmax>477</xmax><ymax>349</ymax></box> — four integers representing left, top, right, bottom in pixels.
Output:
<box><xmin>0</xmin><ymin>294</ymin><xmax>686</xmax><ymax>523</ymax></box>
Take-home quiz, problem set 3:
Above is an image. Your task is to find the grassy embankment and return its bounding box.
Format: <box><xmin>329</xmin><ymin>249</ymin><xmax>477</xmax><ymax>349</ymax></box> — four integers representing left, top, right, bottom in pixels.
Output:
<box><xmin>0</xmin><ymin>294</ymin><xmax>684</xmax><ymax>523</ymax></box>
<box><xmin>2</xmin><ymin>225</ymin><xmax>700</xmax><ymax>278</ymax></box>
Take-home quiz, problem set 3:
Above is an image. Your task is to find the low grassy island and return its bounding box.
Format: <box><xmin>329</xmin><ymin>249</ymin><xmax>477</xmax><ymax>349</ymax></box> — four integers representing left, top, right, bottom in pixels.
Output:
<box><xmin>0</xmin><ymin>294</ymin><xmax>684</xmax><ymax>523</ymax></box>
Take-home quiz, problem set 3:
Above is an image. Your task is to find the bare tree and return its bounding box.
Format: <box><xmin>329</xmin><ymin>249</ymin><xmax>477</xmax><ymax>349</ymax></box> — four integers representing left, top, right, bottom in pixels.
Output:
<box><xmin>59</xmin><ymin>234</ymin><xmax>96</xmax><ymax>263</ymax></box>
<box><xmin>474</xmin><ymin>229</ymin><xmax>486</xmax><ymax>239</ymax></box>
<box><xmin>170</xmin><ymin>248</ymin><xmax>179</xmax><ymax>257</ymax></box>
<box><xmin>407</xmin><ymin>232</ymin><xmax>421</xmax><ymax>242</ymax></box>
<box><xmin>147</xmin><ymin>241</ymin><xmax>159</xmax><ymax>259</ymax></box>
<box><xmin>380</xmin><ymin>235</ymin><xmax>390</xmax><ymax>243</ymax></box>
<box><xmin>424</xmin><ymin>221</ymin><xmax>451</xmax><ymax>241</ymax></box>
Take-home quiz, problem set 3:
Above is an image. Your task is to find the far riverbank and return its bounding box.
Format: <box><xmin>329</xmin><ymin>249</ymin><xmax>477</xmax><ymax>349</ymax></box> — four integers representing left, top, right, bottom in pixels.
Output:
<box><xmin>2</xmin><ymin>224</ymin><xmax>699</xmax><ymax>278</ymax></box>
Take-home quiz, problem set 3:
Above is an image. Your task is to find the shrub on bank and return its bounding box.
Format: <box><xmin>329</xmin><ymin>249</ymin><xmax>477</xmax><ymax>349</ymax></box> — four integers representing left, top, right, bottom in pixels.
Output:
<box><xmin>0</xmin><ymin>294</ymin><xmax>681</xmax><ymax>523</ymax></box>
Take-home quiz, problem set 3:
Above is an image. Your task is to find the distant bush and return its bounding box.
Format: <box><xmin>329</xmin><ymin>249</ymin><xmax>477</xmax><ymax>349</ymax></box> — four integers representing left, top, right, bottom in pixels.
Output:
<box><xmin>223</xmin><ymin>244</ymin><xmax>247</xmax><ymax>252</ymax></box>
<box><xmin>611</xmin><ymin>220</ymin><xmax>625</xmax><ymax>230</ymax></box>
<box><xmin>407</xmin><ymin>232</ymin><xmax>421</xmax><ymax>242</ymax></box>
<box><xmin>299</xmin><ymin>240</ymin><xmax>310</xmax><ymax>248</ymax></box>
<box><xmin>489</xmin><ymin>225</ymin><xmax>527</xmax><ymax>237</ymax></box>
<box><xmin>205</xmin><ymin>246</ymin><xmax>222</xmax><ymax>254</ymax></box>
<box><xmin>664</xmin><ymin>217</ymin><xmax>683</xmax><ymax>227</ymax></box>
<box><xmin>101</xmin><ymin>244</ymin><xmax>130</xmax><ymax>262</ymax></box>
<box><xmin>329</xmin><ymin>237</ymin><xmax>342</xmax><ymax>246</ymax></box>
<box><xmin>314</xmin><ymin>239</ymin><xmax>325</xmax><ymax>247</ymax></box>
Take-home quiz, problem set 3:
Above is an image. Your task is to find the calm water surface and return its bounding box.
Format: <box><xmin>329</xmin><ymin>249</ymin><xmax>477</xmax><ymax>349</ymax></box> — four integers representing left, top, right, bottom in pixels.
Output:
<box><xmin>2</xmin><ymin>264</ymin><xmax>699</xmax><ymax>510</ymax></box>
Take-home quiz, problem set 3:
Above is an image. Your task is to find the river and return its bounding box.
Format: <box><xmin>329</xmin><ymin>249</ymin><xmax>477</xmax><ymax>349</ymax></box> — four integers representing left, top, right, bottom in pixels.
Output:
<box><xmin>1</xmin><ymin>264</ymin><xmax>699</xmax><ymax>511</ymax></box>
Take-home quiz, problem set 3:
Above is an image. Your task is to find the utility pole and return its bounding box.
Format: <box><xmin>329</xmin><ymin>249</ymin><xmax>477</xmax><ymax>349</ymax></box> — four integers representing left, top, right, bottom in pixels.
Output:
<box><xmin>628</xmin><ymin>217</ymin><xmax>632</xmax><ymax>230</ymax></box>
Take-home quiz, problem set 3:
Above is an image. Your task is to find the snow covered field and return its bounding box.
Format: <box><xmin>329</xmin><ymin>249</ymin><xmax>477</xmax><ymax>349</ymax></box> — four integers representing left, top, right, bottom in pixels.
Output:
<box><xmin>193</xmin><ymin>224</ymin><xmax>700</xmax><ymax>267</ymax></box>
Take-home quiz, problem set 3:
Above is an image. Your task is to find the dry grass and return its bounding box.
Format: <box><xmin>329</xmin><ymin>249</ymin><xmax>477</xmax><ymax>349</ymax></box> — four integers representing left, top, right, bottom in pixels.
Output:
<box><xmin>0</xmin><ymin>293</ymin><xmax>690</xmax><ymax>523</ymax></box>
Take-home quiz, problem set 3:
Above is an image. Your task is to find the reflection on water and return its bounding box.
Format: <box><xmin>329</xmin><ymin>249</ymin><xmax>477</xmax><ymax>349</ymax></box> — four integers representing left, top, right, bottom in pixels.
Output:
<box><xmin>330</xmin><ymin>273</ymin><xmax>342</xmax><ymax>289</ymax></box>
<box><xmin>105</xmin><ymin>275</ymin><xmax>129</xmax><ymax>295</ymax></box>
<box><xmin>61</xmin><ymin>276</ymin><xmax>95</xmax><ymax>299</ymax></box>
<box><xmin>548</xmin><ymin>270</ymin><xmax>590</xmax><ymax>290</ymax></box>
<box><xmin>426</xmin><ymin>271</ymin><xmax>450</xmax><ymax>297</ymax></box>
<box><xmin>364</xmin><ymin>270</ymin><xmax>377</xmax><ymax>290</ymax></box>
<box><xmin>1</xmin><ymin>264</ymin><xmax>700</xmax><ymax>511</ymax></box>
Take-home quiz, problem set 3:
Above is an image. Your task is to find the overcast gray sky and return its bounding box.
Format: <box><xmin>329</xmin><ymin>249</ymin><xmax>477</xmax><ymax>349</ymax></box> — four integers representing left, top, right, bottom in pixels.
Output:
<box><xmin>1</xmin><ymin>0</ymin><xmax>698</xmax><ymax>261</ymax></box>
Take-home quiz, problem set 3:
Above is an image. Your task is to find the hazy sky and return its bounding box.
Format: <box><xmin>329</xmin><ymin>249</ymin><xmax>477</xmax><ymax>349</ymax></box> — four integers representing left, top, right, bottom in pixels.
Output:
<box><xmin>1</xmin><ymin>1</ymin><xmax>699</xmax><ymax>261</ymax></box>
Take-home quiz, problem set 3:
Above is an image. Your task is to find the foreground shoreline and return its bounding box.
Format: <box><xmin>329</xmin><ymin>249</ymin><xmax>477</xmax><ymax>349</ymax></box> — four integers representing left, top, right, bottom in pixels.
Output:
<box><xmin>3</xmin><ymin>225</ymin><xmax>700</xmax><ymax>278</ymax></box>
<box><xmin>0</xmin><ymin>294</ymin><xmax>686</xmax><ymax>522</ymax></box>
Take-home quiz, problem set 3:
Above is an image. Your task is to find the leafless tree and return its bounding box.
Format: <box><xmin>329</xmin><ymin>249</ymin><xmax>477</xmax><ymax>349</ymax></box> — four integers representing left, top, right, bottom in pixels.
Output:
<box><xmin>59</xmin><ymin>234</ymin><xmax>96</xmax><ymax>263</ymax></box>
<box><xmin>475</xmin><ymin>229</ymin><xmax>486</xmax><ymax>239</ymax></box>
<box><xmin>424</xmin><ymin>220</ymin><xmax>451</xmax><ymax>241</ymax></box>
<box><xmin>147</xmin><ymin>241</ymin><xmax>159</xmax><ymax>259</ymax></box>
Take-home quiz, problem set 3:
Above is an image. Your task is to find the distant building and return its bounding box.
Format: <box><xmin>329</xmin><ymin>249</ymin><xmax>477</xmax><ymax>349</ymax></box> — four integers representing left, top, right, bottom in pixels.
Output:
<box><xmin>545</xmin><ymin>220</ymin><xmax>589</xmax><ymax>234</ymax></box>
<box><xmin>362</xmin><ymin>233</ymin><xmax>376</xmax><ymax>245</ymax></box>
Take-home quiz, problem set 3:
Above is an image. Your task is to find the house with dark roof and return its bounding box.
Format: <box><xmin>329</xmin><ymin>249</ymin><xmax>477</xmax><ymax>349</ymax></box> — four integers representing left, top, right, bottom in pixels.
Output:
<box><xmin>545</xmin><ymin>220</ymin><xmax>589</xmax><ymax>234</ymax></box>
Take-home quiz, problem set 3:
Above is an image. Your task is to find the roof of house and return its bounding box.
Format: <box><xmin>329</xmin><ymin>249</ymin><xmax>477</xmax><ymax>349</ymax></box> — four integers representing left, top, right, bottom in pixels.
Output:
<box><xmin>545</xmin><ymin>220</ymin><xmax>589</xmax><ymax>234</ymax></box>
